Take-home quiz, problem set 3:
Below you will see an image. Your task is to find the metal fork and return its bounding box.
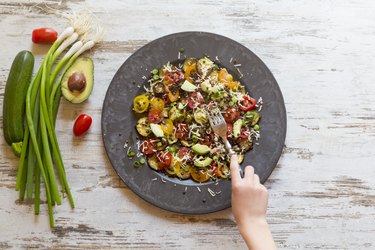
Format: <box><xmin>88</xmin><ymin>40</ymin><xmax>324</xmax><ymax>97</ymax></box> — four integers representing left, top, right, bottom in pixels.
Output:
<box><xmin>208</xmin><ymin>108</ymin><xmax>243</xmax><ymax>176</ymax></box>
<box><xmin>208</xmin><ymin>108</ymin><xmax>236</xmax><ymax>157</ymax></box>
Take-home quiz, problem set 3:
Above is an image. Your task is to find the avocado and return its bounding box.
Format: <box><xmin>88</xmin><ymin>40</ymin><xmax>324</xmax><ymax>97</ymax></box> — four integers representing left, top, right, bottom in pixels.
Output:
<box><xmin>150</xmin><ymin>123</ymin><xmax>164</xmax><ymax>137</ymax></box>
<box><xmin>191</xmin><ymin>143</ymin><xmax>211</xmax><ymax>155</ymax></box>
<box><xmin>181</xmin><ymin>80</ymin><xmax>197</xmax><ymax>92</ymax></box>
<box><xmin>233</xmin><ymin>118</ymin><xmax>244</xmax><ymax>139</ymax></box>
<box><xmin>61</xmin><ymin>57</ymin><xmax>93</xmax><ymax>103</ymax></box>
<box><xmin>194</xmin><ymin>157</ymin><xmax>213</xmax><ymax>167</ymax></box>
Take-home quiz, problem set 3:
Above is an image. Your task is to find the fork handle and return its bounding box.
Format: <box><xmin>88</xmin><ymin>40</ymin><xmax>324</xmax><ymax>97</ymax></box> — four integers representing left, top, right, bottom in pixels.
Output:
<box><xmin>224</xmin><ymin>139</ymin><xmax>236</xmax><ymax>157</ymax></box>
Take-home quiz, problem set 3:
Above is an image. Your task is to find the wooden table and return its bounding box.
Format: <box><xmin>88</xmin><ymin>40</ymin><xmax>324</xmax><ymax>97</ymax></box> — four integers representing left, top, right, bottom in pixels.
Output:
<box><xmin>1</xmin><ymin>0</ymin><xmax>374</xmax><ymax>249</ymax></box>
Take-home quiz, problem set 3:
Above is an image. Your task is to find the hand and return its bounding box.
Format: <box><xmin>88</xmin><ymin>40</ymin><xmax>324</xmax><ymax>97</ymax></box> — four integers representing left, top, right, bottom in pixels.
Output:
<box><xmin>230</xmin><ymin>155</ymin><xmax>276</xmax><ymax>250</ymax></box>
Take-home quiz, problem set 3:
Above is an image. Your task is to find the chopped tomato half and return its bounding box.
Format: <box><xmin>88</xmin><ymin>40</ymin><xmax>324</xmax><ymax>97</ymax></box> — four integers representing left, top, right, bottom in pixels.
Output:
<box><xmin>160</xmin><ymin>119</ymin><xmax>174</xmax><ymax>135</ymax></box>
<box><xmin>133</xmin><ymin>95</ymin><xmax>150</xmax><ymax>113</ymax></box>
<box><xmin>239</xmin><ymin>95</ymin><xmax>256</xmax><ymax>111</ymax></box>
<box><xmin>175</xmin><ymin>123</ymin><xmax>189</xmax><ymax>140</ymax></box>
<box><xmin>157</xmin><ymin>151</ymin><xmax>172</xmax><ymax>169</ymax></box>
<box><xmin>218</xmin><ymin>68</ymin><xmax>233</xmax><ymax>84</ymax></box>
<box><xmin>140</xmin><ymin>139</ymin><xmax>157</xmax><ymax>155</ymax></box>
<box><xmin>149</xmin><ymin>97</ymin><xmax>165</xmax><ymax>111</ymax></box>
<box><xmin>187</xmin><ymin>92</ymin><xmax>203</xmax><ymax>109</ymax></box>
<box><xmin>237</xmin><ymin>128</ymin><xmax>250</xmax><ymax>143</ymax></box>
<box><xmin>223</xmin><ymin>107</ymin><xmax>240</xmax><ymax>123</ymax></box>
<box><xmin>164</xmin><ymin>69</ymin><xmax>184</xmax><ymax>83</ymax></box>
<box><xmin>177</xmin><ymin>147</ymin><xmax>193</xmax><ymax>162</ymax></box>
<box><xmin>190</xmin><ymin>167</ymin><xmax>210</xmax><ymax>183</ymax></box>
<box><xmin>184</xmin><ymin>63</ymin><xmax>197</xmax><ymax>83</ymax></box>
<box><xmin>148</xmin><ymin>110</ymin><xmax>163</xmax><ymax>124</ymax></box>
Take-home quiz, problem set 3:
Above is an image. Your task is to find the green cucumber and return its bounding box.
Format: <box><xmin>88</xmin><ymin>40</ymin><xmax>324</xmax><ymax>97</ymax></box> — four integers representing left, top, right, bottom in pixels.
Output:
<box><xmin>3</xmin><ymin>50</ymin><xmax>34</xmax><ymax>153</ymax></box>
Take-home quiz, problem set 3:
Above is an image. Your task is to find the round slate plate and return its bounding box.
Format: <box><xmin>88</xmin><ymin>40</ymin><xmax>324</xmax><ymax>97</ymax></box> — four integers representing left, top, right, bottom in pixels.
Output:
<box><xmin>102</xmin><ymin>32</ymin><xmax>286</xmax><ymax>214</ymax></box>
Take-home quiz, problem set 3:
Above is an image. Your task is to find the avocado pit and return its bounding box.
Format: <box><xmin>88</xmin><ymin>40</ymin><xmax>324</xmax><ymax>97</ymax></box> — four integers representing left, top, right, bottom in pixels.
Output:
<box><xmin>68</xmin><ymin>71</ymin><xmax>86</xmax><ymax>92</ymax></box>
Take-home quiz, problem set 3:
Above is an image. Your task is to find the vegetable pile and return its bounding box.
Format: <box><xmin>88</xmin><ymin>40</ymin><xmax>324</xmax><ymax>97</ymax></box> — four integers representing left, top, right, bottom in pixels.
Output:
<box><xmin>2</xmin><ymin>11</ymin><xmax>102</xmax><ymax>227</ymax></box>
<box><xmin>133</xmin><ymin>57</ymin><xmax>261</xmax><ymax>183</ymax></box>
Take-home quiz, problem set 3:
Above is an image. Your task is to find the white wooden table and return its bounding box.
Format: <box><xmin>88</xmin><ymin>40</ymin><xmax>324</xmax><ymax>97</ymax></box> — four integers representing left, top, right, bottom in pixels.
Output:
<box><xmin>1</xmin><ymin>0</ymin><xmax>374</xmax><ymax>249</ymax></box>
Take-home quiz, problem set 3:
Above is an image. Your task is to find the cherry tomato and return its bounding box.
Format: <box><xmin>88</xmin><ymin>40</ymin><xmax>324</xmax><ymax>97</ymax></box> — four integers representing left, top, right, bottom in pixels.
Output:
<box><xmin>177</xmin><ymin>147</ymin><xmax>193</xmax><ymax>162</ymax></box>
<box><xmin>164</xmin><ymin>83</ymin><xmax>180</xmax><ymax>102</ymax></box>
<box><xmin>149</xmin><ymin>97</ymin><xmax>165</xmax><ymax>111</ymax></box>
<box><xmin>184</xmin><ymin>63</ymin><xmax>197</xmax><ymax>83</ymax></box>
<box><xmin>175</xmin><ymin>123</ymin><xmax>189</xmax><ymax>140</ymax></box>
<box><xmin>237</xmin><ymin>128</ymin><xmax>250</xmax><ymax>143</ymax></box>
<box><xmin>157</xmin><ymin>151</ymin><xmax>172</xmax><ymax>169</ymax></box>
<box><xmin>140</xmin><ymin>139</ymin><xmax>157</xmax><ymax>155</ymax></box>
<box><xmin>239</xmin><ymin>95</ymin><xmax>257</xmax><ymax>111</ymax></box>
<box><xmin>223</xmin><ymin>107</ymin><xmax>240</xmax><ymax>123</ymax></box>
<box><xmin>73</xmin><ymin>114</ymin><xmax>92</xmax><ymax>136</ymax></box>
<box><xmin>187</xmin><ymin>92</ymin><xmax>203</xmax><ymax>109</ymax></box>
<box><xmin>218</xmin><ymin>68</ymin><xmax>233</xmax><ymax>84</ymax></box>
<box><xmin>32</xmin><ymin>28</ymin><xmax>58</xmax><ymax>44</ymax></box>
<box><xmin>160</xmin><ymin>119</ymin><xmax>174</xmax><ymax>135</ymax></box>
<box><xmin>133</xmin><ymin>95</ymin><xmax>150</xmax><ymax>113</ymax></box>
<box><xmin>164</xmin><ymin>69</ymin><xmax>184</xmax><ymax>83</ymax></box>
<box><xmin>148</xmin><ymin>110</ymin><xmax>163</xmax><ymax>124</ymax></box>
<box><xmin>190</xmin><ymin>167</ymin><xmax>210</xmax><ymax>183</ymax></box>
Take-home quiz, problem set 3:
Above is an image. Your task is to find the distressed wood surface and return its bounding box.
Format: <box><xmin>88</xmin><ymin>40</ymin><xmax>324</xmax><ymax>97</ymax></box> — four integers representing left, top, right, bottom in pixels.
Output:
<box><xmin>1</xmin><ymin>0</ymin><xmax>375</xmax><ymax>249</ymax></box>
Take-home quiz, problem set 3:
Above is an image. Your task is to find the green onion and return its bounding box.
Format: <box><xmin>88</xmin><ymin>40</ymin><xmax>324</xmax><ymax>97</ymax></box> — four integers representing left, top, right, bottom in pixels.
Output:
<box><xmin>157</xmin><ymin>142</ymin><xmax>163</xmax><ymax>147</ymax></box>
<box><xmin>139</xmin><ymin>157</ymin><xmax>146</xmax><ymax>164</ymax></box>
<box><xmin>133</xmin><ymin>161</ymin><xmax>141</xmax><ymax>168</ymax></box>
<box><xmin>192</xmin><ymin>134</ymin><xmax>199</xmax><ymax>143</ymax></box>
<box><xmin>151</xmin><ymin>68</ymin><xmax>158</xmax><ymax>75</ymax></box>
<box><xmin>153</xmin><ymin>74</ymin><xmax>160</xmax><ymax>80</ymax></box>
<box><xmin>179</xmin><ymin>47</ymin><xmax>185</xmax><ymax>53</ymax></box>
<box><xmin>127</xmin><ymin>150</ymin><xmax>136</xmax><ymax>157</ymax></box>
<box><xmin>253</xmin><ymin>124</ymin><xmax>260</xmax><ymax>131</ymax></box>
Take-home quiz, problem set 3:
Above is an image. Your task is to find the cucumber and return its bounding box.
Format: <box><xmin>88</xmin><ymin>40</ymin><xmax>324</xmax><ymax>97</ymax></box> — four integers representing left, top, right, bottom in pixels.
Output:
<box><xmin>3</xmin><ymin>50</ymin><xmax>34</xmax><ymax>150</ymax></box>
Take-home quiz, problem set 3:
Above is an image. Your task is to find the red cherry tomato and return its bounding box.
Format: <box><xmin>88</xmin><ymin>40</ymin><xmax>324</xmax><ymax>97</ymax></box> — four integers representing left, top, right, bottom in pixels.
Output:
<box><xmin>32</xmin><ymin>28</ymin><xmax>58</xmax><ymax>44</ymax></box>
<box><xmin>164</xmin><ymin>69</ymin><xmax>184</xmax><ymax>83</ymax></box>
<box><xmin>73</xmin><ymin>114</ymin><xmax>92</xmax><ymax>136</ymax></box>
<box><xmin>239</xmin><ymin>95</ymin><xmax>257</xmax><ymax>112</ymax></box>
<box><xmin>223</xmin><ymin>107</ymin><xmax>240</xmax><ymax>123</ymax></box>
<box><xmin>175</xmin><ymin>123</ymin><xmax>189</xmax><ymax>140</ymax></box>
<box><xmin>177</xmin><ymin>147</ymin><xmax>193</xmax><ymax>161</ymax></box>
<box><xmin>157</xmin><ymin>151</ymin><xmax>172</xmax><ymax>169</ymax></box>
<box><xmin>148</xmin><ymin>110</ymin><xmax>163</xmax><ymax>124</ymax></box>
<box><xmin>140</xmin><ymin>139</ymin><xmax>157</xmax><ymax>155</ymax></box>
<box><xmin>187</xmin><ymin>92</ymin><xmax>204</xmax><ymax>109</ymax></box>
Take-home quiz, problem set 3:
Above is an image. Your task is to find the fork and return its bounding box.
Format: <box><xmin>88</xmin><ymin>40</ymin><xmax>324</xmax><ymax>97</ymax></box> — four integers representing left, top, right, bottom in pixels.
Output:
<box><xmin>208</xmin><ymin>108</ymin><xmax>236</xmax><ymax>157</ymax></box>
<box><xmin>208</xmin><ymin>108</ymin><xmax>243</xmax><ymax>176</ymax></box>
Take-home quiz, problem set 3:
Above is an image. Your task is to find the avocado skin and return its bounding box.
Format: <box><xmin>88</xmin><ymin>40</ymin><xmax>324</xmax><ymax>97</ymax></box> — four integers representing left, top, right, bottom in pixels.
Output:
<box><xmin>61</xmin><ymin>58</ymin><xmax>94</xmax><ymax>104</ymax></box>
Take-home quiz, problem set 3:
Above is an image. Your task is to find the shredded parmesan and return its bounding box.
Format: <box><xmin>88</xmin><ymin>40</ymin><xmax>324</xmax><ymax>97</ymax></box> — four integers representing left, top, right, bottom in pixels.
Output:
<box><xmin>208</xmin><ymin>188</ymin><xmax>216</xmax><ymax>197</ymax></box>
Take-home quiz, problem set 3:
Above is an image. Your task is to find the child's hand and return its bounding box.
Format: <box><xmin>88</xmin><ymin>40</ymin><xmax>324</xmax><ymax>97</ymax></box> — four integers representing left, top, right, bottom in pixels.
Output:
<box><xmin>230</xmin><ymin>154</ymin><xmax>276</xmax><ymax>250</ymax></box>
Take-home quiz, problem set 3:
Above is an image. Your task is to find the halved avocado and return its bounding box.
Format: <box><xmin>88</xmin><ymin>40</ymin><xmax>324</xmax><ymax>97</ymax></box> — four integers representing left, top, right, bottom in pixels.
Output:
<box><xmin>61</xmin><ymin>57</ymin><xmax>94</xmax><ymax>103</ymax></box>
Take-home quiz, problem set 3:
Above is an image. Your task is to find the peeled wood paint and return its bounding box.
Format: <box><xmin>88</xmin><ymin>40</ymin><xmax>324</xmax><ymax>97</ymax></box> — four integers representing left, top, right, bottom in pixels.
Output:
<box><xmin>0</xmin><ymin>0</ymin><xmax>375</xmax><ymax>249</ymax></box>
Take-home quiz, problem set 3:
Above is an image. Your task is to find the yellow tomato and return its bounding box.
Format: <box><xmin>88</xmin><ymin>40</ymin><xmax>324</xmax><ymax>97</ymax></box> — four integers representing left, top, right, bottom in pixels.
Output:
<box><xmin>165</xmin><ymin>157</ymin><xmax>181</xmax><ymax>176</ymax></box>
<box><xmin>149</xmin><ymin>97</ymin><xmax>165</xmax><ymax>111</ymax></box>
<box><xmin>160</xmin><ymin>119</ymin><xmax>174</xmax><ymax>136</ymax></box>
<box><xmin>218</xmin><ymin>68</ymin><xmax>233</xmax><ymax>84</ymax></box>
<box><xmin>184</xmin><ymin>63</ymin><xmax>197</xmax><ymax>83</ymax></box>
<box><xmin>190</xmin><ymin>167</ymin><xmax>210</xmax><ymax>183</ymax></box>
<box><xmin>133</xmin><ymin>95</ymin><xmax>149</xmax><ymax>113</ymax></box>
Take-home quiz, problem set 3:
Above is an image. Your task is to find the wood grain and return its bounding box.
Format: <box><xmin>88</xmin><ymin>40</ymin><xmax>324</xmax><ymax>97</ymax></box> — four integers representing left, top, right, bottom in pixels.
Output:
<box><xmin>1</xmin><ymin>0</ymin><xmax>374</xmax><ymax>249</ymax></box>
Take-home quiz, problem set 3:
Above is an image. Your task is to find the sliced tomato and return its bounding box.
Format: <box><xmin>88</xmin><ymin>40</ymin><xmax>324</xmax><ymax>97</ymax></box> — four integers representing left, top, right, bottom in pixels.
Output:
<box><xmin>140</xmin><ymin>139</ymin><xmax>157</xmax><ymax>155</ymax></box>
<box><xmin>237</xmin><ymin>128</ymin><xmax>250</xmax><ymax>143</ymax></box>
<box><xmin>218</xmin><ymin>68</ymin><xmax>233</xmax><ymax>84</ymax></box>
<box><xmin>184</xmin><ymin>63</ymin><xmax>197</xmax><ymax>83</ymax></box>
<box><xmin>210</xmin><ymin>161</ymin><xmax>219</xmax><ymax>177</ymax></box>
<box><xmin>239</xmin><ymin>95</ymin><xmax>256</xmax><ymax>111</ymax></box>
<box><xmin>133</xmin><ymin>95</ymin><xmax>150</xmax><ymax>113</ymax></box>
<box><xmin>148</xmin><ymin>110</ymin><xmax>163</xmax><ymax>124</ymax></box>
<box><xmin>223</xmin><ymin>107</ymin><xmax>240</xmax><ymax>123</ymax></box>
<box><xmin>175</xmin><ymin>123</ymin><xmax>189</xmax><ymax>140</ymax></box>
<box><xmin>187</xmin><ymin>91</ymin><xmax>203</xmax><ymax>109</ymax></box>
<box><xmin>157</xmin><ymin>151</ymin><xmax>172</xmax><ymax>169</ymax></box>
<box><xmin>217</xmin><ymin>164</ymin><xmax>230</xmax><ymax>179</ymax></box>
<box><xmin>149</xmin><ymin>97</ymin><xmax>165</xmax><ymax>111</ymax></box>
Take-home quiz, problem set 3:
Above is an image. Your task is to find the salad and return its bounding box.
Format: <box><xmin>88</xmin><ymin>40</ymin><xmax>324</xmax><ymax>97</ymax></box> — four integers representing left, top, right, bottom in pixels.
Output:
<box><xmin>132</xmin><ymin>56</ymin><xmax>261</xmax><ymax>183</ymax></box>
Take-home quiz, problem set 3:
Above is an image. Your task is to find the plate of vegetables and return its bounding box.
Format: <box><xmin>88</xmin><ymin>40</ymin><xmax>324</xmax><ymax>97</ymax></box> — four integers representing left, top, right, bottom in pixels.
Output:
<box><xmin>102</xmin><ymin>32</ymin><xmax>286</xmax><ymax>214</ymax></box>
